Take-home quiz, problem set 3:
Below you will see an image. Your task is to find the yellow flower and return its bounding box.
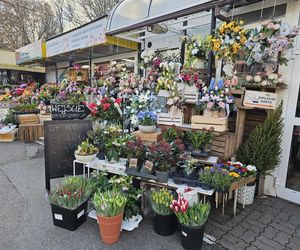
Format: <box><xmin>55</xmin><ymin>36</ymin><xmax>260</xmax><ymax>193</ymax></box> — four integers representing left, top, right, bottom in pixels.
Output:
<box><xmin>226</xmin><ymin>21</ymin><xmax>235</xmax><ymax>29</ymax></box>
<box><xmin>204</xmin><ymin>166</ymin><xmax>211</xmax><ymax>171</ymax></box>
<box><xmin>239</xmin><ymin>20</ymin><xmax>245</xmax><ymax>25</ymax></box>
<box><xmin>240</xmin><ymin>36</ymin><xmax>247</xmax><ymax>45</ymax></box>
<box><xmin>233</xmin><ymin>26</ymin><xmax>241</xmax><ymax>33</ymax></box>
<box><xmin>229</xmin><ymin>172</ymin><xmax>240</xmax><ymax>178</ymax></box>
<box><xmin>213</xmin><ymin>40</ymin><xmax>221</xmax><ymax>51</ymax></box>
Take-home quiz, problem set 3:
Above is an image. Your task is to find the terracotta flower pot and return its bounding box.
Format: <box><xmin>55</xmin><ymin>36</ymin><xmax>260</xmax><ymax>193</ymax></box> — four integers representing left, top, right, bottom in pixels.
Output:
<box><xmin>97</xmin><ymin>212</ymin><xmax>123</xmax><ymax>244</ymax></box>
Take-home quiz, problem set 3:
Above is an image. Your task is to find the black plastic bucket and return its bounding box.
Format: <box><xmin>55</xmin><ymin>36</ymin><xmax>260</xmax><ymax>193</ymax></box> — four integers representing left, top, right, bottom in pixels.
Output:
<box><xmin>180</xmin><ymin>222</ymin><xmax>206</xmax><ymax>250</ymax></box>
<box><xmin>153</xmin><ymin>213</ymin><xmax>177</xmax><ymax>236</ymax></box>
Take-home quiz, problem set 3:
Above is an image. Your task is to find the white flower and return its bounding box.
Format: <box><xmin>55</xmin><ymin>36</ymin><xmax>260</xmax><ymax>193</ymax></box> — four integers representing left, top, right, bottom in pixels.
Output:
<box><xmin>254</xmin><ymin>75</ymin><xmax>262</xmax><ymax>83</ymax></box>
<box><xmin>148</xmin><ymin>49</ymin><xmax>155</xmax><ymax>58</ymax></box>
<box><xmin>278</xmin><ymin>77</ymin><xmax>284</xmax><ymax>83</ymax></box>
<box><xmin>131</xmin><ymin>115</ymin><xmax>138</xmax><ymax>125</ymax></box>
<box><xmin>144</xmin><ymin>57</ymin><xmax>149</xmax><ymax>63</ymax></box>
<box><xmin>246</xmin><ymin>165</ymin><xmax>257</xmax><ymax>172</ymax></box>
<box><xmin>246</xmin><ymin>75</ymin><xmax>253</xmax><ymax>81</ymax></box>
<box><xmin>112</xmin><ymin>61</ymin><xmax>117</xmax><ymax>66</ymax></box>
<box><xmin>141</xmin><ymin>51</ymin><xmax>147</xmax><ymax>59</ymax></box>
<box><xmin>191</xmin><ymin>48</ymin><xmax>199</xmax><ymax>55</ymax></box>
<box><xmin>268</xmin><ymin>73</ymin><xmax>278</xmax><ymax>80</ymax></box>
<box><xmin>261</xmin><ymin>80</ymin><xmax>268</xmax><ymax>86</ymax></box>
<box><xmin>214</xmin><ymin>85</ymin><xmax>218</xmax><ymax>91</ymax></box>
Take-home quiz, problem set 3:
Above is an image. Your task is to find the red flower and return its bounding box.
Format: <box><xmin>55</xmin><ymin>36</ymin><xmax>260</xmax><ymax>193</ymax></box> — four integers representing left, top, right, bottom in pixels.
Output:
<box><xmin>100</xmin><ymin>97</ymin><xmax>109</xmax><ymax>103</ymax></box>
<box><xmin>115</xmin><ymin>98</ymin><xmax>122</xmax><ymax>105</ymax></box>
<box><xmin>102</xmin><ymin>103</ymin><xmax>111</xmax><ymax>111</ymax></box>
<box><xmin>89</xmin><ymin>102</ymin><xmax>97</xmax><ymax>111</ymax></box>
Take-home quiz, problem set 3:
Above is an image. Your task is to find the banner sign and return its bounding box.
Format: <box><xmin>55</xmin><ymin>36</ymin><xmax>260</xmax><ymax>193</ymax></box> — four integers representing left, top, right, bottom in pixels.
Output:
<box><xmin>16</xmin><ymin>40</ymin><xmax>45</xmax><ymax>64</ymax></box>
<box><xmin>243</xmin><ymin>90</ymin><xmax>278</xmax><ymax>110</ymax></box>
<box><xmin>46</xmin><ymin>18</ymin><xmax>107</xmax><ymax>57</ymax></box>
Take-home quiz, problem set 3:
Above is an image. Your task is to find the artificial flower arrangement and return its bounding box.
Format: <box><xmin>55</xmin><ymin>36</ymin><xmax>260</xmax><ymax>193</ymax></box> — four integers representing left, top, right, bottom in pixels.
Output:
<box><xmin>38</xmin><ymin>83</ymin><xmax>59</xmax><ymax>104</ymax></box>
<box><xmin>140</xmin><ymin>49</ymin><xmax>162</xmax><ymax>70</ymax></box>
<box><xmin>88</xmin><ymin>96</ymin><xmax>123</xmax><ymax>123</ymax></box>
<box><xmin>183</xmin><ymin>35</ymin><xmax>208</xmax><ymax>68</ymax></box>
<box><xmin>246</xmin><ymin>19</ymin><xmax>298</xmax><ymax>72</ymax></box>
<box><xmin>179</xmin><ymin>67</ymin><xmax>205</xmax><ymax>90</ymax></box>
<box><xmin>243</xmin><ymin>72</ymin><xmax>285</xmax><ymax>87</ymax></box>
<box><xmin>196</xmin><ymin>78</ymin><xmax>234</xmax><ymax>115</ymax></box>
<box><xmin>118</xmin><ymin>73</ymin><xmax>148</xmax><ymax>96</ymax></box>
<box><xmin>208</xmin><ymin>19</ymin><xmax>248</xmax><ymax>62</ymax></box>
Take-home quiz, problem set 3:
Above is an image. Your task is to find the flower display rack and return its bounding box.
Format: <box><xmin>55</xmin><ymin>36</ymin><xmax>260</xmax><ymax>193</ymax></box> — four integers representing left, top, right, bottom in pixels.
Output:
<box><xmin>157</xmin><ymin>112</ymin><xmax>184</xmax><ymax>126</ymax></box>
<box><xmin>210</xmin><ymin>132</ymin><xmax>235</xmax><ymax>160</ymax></box>
<box><xmin>18</xmin><ymin>124</ymin><xmax>44</xmax><ymax>142</ymax></box>
<box><xmin>230</xmin><ymin>89</ymin><xmax>245</xmax><ymax>108</ymax></box>
<box><xmin>183</xmin><ymin>85</ymin><xmax>199</xmax><ymax>104</ymax></box>
<box><xmin>191</xmin><ymin>115</ymin><xmax>228</xmax><ymax>132</ymax></box>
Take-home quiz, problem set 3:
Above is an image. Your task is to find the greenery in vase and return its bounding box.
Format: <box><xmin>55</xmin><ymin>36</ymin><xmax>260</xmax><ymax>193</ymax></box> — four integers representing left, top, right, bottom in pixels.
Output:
<box><xmin>150</xmin><ymin>188</ymin><xmax>174</xmax><ymax>215</ymax></box>
<box><xmin>48</xmin><ymin>176</ymin><xmax>95</xmax><ymax>210</ymax></box>
<box><xmin>75</xmin><ymin>139</ymin><xmax>98</xmax><ymax>156</ymax></box>
<box><xmin>236</xmin><ymin>103</ymin><xmax>283</xmax><ymax>176</ymax></box>
<box><xmin>93</xmin><ymin>190</ymin><xmax>127</xmax><ymax>217</ymax></box>
<box><xmin>170</xmin><ymin>197</ymin><xmax>210</xmax><ymax>227</ymax></box>
<box><xmin>185</xmin><ymin>130</ymin><xmax>213</xmax><ymax>151</ymax></box>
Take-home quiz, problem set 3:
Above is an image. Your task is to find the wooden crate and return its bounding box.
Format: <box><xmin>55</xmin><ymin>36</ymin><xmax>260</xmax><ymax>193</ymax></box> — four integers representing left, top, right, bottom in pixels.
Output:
<box><xmin>18</xmin><ymin>124</ymin><xmax>43</xmax><ymax>142</ymax></box>
<box><xmin>210</xmin><ymin>132</ymin><xmax>235</xmax><ymax>160</ymax></box>
<box><xmin>191</xmin><ymin>115</ymin><xmax>228</xmax><ymax>132</ymax></box>
<box><xmin>0</xmin><ymin>128</ymin><xmax>18</xmax><ymax>142</ymax></box>
<box><xmin>38</xmin><ymin>114</ymin><xmax>52</xmax><ymax>124</ymax></box>
<box><xmin>17</xmin><ymin>114</ymin><xmax>39</xmax><ymax>125</ymax></box>
<box><xmin>183</xmin><ymin>85</ymin><xmax>199</xmax><ymax>104</ymax></box>
<box><xmin>231</xmin><ymin>89</ymin><xmax>245</xmax><ymax>108</ymax></box>
<box><xmin>133</xmin><ymin>130</ymin><xmax>162</xmax><ymax>144</ymax></box>
<box><xmin>157</xmin><ymin>113</ymin><xmax>183</xmax><ymax>126</ymax></box>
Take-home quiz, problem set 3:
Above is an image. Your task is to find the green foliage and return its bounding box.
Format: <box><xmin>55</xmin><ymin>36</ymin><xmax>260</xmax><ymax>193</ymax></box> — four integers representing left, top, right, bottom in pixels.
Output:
<box><xmin>1</xmin><ymin>110</ymin><xmax>16</xmax><ymax>125</ymax></box>
<box><xmin>93</xmin><ymin>190</ymin><xmax>127</xmax><ymax>217</ymax></box>
<box><xmin>198</xmin><ymin>167</ymin><xmax>214</xmax><ymax>184</ymax></box>
<box><xmin>211</xmin><ymin>171</ymin><xmax>233</xmax><ymax>191</ymax></box>
<box><xmin>236</xmin><ymin>103</ymin><xmax>284</xmax><ymax>176</ymax></box>
<box><xmin>48</xmin><ymin>176</ymin><xmax>94</xmax><ymax>210</ymax></box>
<box><xmin>185</xmin><ymin>130</ymin><xmax>213</xmax><ymax>151</ymax></box>
<box><xmin>162</xmin><ymin>127</ymin><xmax>180</xmax><ymax>143</ymax></box>
<box><xmin>75</xmin><ymin>139</ymin><xmax>98</xmax><ymax>156</ymax></box>
<box><xmin>150</xmin><ymin>188</ymin><xmax>174</xmax><ymax>215</ymax></box>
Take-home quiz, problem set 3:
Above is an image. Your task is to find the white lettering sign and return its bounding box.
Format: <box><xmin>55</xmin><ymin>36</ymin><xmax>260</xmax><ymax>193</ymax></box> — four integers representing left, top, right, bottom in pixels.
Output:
<box><xmin>243</xmin><ymin>90</ymin><xmax>278</xmax><ymax>110</ymax></box>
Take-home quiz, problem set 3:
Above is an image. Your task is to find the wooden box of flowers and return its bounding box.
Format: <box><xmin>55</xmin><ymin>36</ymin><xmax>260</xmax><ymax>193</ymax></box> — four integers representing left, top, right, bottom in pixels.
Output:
<box><xmin>48</xmin><ymin>176</ymin><xmax>94</xmax><ymax>231</ymax></box>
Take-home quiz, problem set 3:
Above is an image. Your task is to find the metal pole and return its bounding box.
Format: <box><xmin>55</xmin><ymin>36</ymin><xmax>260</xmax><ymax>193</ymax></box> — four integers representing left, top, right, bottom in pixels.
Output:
<box><xmin>180</xmin><ymin>30</ymin><xmax>187</xmax><ymax>66</ymax></box>
<box><xmin>207</xmin><ymin>8</ymin><xmax>216</xmax><ymax>85</ymax></box>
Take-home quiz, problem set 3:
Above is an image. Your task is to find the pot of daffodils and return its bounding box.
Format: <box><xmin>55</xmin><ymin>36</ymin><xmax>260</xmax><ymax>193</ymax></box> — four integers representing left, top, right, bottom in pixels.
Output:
<box><xmin>93</xmin><ymin>190</ymin><xmax>127</xmax><ymax>244</ymax></box>
<box><xmin>150</xmin><ymin>188</ymin><xmax>177</xmax><ymax>236</ymax></box>
<box><xmin>171</xmin><ymin>196</ymin><xmax>210</xmax><ymax>250</ymax></box>
<box><xmin>74</xmin><ymin>139</ymin><xmax>98</xmax><ymax>162</ymax></box>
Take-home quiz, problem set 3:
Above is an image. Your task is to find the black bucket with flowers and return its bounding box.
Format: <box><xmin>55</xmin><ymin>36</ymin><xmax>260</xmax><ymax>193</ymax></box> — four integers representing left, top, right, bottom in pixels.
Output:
<box><xmin>48</xmin><ymin>176</ymin><xmax>94</xmax><ymax>231</ymax></box>
<box><xmin>150</xmin><ymin>188</ymin><xmax>177</xmax><ymax>236</ymax></box>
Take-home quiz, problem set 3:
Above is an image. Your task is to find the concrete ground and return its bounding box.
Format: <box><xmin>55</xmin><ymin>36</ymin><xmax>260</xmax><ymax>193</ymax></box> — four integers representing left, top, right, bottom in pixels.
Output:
<box><xmin>1</xmin><ymin>142</ymin><xmax>300</xmax><ymax>250</ymax></box>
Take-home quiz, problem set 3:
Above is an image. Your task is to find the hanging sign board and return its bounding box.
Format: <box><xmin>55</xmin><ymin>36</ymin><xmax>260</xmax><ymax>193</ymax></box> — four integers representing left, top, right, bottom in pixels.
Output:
<box><xmin>15</xmin><ymin>40</ymin><xmax>46</xmax><ymax>64</ymax></box>
<box><xmin>243</xmin><ymin>90</ymin><xmax>278</xmax><ymax>110</ymax></box>
<box><xmin>46</xmin><ymin>17</ymin><xmax>107</xmax><ymax>57</ymax></box>
<box><xmin>44</xmin><ymin>120</ymin><xmax>93</xmax><ymax>191</ymax></box>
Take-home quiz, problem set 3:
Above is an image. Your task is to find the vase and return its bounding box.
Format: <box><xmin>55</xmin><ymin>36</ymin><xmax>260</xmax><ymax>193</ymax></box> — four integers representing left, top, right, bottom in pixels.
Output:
<box><xmin>139</xmin><ymin>125</ymin><xmax>156</xmax><ymax>133</ymax></box>
<box><xmin>180</xmin><ymin>222</ymin><xmax>206</xmax><ymax>250</ymax></box>
<box><xmin>74</xmin><ymin>153</ymin><xmax>97</xmax><ymax>163</ymax></box>
<box><xmin>155</xmin><ymin>170</ymin><xmax>169</xmax><ymax>183</ymax></box>
<box><xmin>50</xmin><ymin>200</ymin><xmax>88</xmax><ymax>231</ymax></box>
<box><xmin>97</xmin><ymin>212</ymin><xmax>124</xmax><ymax>244</ymax></box>
<box><xmin>153</xmin><ymin>212</ymin><xmax>177</xmax><ymax>236</ymax></box>
<box><xmin>238</xmin><ymin>183</ymin><xmax>256</xmax><ymax>205</ymax></box>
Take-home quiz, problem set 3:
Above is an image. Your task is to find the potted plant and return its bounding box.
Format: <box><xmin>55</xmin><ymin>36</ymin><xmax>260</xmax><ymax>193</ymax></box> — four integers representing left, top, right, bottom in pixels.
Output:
<box><xmin>74</xmin><ymin>139</ymin><xmax>98</xmax><ymax>162</ymax></box>
<box><xmin>126</xmin><ymin>138</ymin><xmax>146</xmax><ymax>171</ymax></box>
<box><xmin>147</xmin><ymin>141</ymin><xmax>173</xmax><ymax>183</ymax></box>
<box><xmin>198</xmin><ymin>166</ymin><xmax>214</xmax><ymax>190</ymax></box>
<box><xmin>93</xmin><ymin>190</ymin><xmax>127</xmax><ymax>244</ymax></box>
<box><xmin>162</xmin><ymin>126</ymin><xmax>181</xmax><ymax>143</ymax></box>
<box><xmin>185</xmin><ymin>130</ymin><xmax>213</xmax><ymax>157</ymax></box>
<box><xmin>170</xmin><ymin>197</ymin><xmax>210</xmax><ymax>250</ymax></box>
<box><xmin>48</xmin><ymin>176</ymin><xmax>94</xmax><ymax>231</ymax></box>
<box><xmin>150</xmin><ymin>188</ymin><xmax>177</xmax><ymax>236</ymax></box>
<box><xmin>138</xmin><ymin>110</ymin><xmax>158</xmax><ymax>133</ymax></box>
<box><xmin>211</xmin><ymin>167</ymin><xmax>234</xmax><ymax>193</ymax></box>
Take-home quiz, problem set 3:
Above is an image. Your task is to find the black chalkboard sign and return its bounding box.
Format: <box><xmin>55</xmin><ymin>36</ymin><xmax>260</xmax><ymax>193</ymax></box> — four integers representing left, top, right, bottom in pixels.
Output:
<box><xmin>51</xmin><ymin>104</ymin><xmax>91</xmax><ymax>120</ymax></box>
<box><xmin>44</xmin><ymin>120</ymin><xmax>93</xmax><ymax>191</ymax></box>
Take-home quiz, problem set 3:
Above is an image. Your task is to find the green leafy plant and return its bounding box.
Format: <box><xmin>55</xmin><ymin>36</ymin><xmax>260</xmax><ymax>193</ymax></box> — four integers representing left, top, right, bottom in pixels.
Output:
<box><xmin>162</xmin><ymin>127</ymin><xmax>180</xmax><ymax>142</ymax></box>
<box><xmin>150</xmin><ymin>188</ymin><xmax>174</xmax><ymax>215</ymax></box>
<box><xmin>75</xmin><ymin>139</ymin><xmax>98</xmax><ymax>156</ymax></box>
<box><xmin>170</xmin><ymin>197</ymin><xmax>210</xmax><ymax>226</ymax></box>
<box><xmin>198</xmin><ymin>166</ymin><xmax>214</xmax><ymax>184</ymax></box>
<box><xmin>147</xmin><ymin>141</ymin><xmax>173</xmax><ymax>172</ymax></box>
<box><xmin>48</xmin><ymin>176</ymin><xmax>94</xmax><ymax>210</ymax></box>
<box><xmin>93</xmin><ymin>190</ymin><xmax>127</xmax><ymax>217</ymax></box>
<box><xmin>236</xmin><ymin>103</ymin><xmax>284</xmax><ymax>176</ymax></box>
<box><xmin>185</xmin><ymin>130</ymin><xmax>213</xmax><ymax>151</ymax></box>
<box><xmin>211</xmin><ymin>168</ymin><xmax>234</xmax><ymax>191</ymax></box>
<box><xmin>1</xmin><ymin>110</ymin><xmax>16</xmax><ymax>125</ymax></box>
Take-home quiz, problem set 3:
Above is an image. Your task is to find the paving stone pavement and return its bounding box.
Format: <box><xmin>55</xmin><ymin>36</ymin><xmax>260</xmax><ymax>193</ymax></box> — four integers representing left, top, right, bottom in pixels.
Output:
<box><xmin>1</xmin><ymin>142</ymin><xmax>300</xmax><ymax>250</ymax></box>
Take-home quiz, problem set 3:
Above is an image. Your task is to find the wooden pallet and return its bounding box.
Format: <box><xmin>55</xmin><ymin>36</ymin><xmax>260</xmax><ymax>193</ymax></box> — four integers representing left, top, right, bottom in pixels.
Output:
<box><xmin>17</xmin><ymin>114</ymin><xmax>39</xmax><ymax>125</ymax></box>
<box><xmin>191</xmin><ymin>115</ymin><xmax>228</xmax><ymax>132</ymax></box>
<box><xmin>210</xmin><ymin>132</ymin><xmax>235</xmax><ymax>160</ymax></box>
<box><xmin>133</xmin><ymin>130</ymin><xmax>162</xmax><ymax>144</ymax></box>
<box><xmin>18</xmin><ymin>124</ymin><xmax>44</xmax><ymax>142</ymax></box>
<box><xmin>0</xmin><ymin>128</ymin><xmax>18</xmax><ymax>142</ymax></box>
<box><xmin>157</xmin><ymin>113</ymin><xmax>183</xmax><ymax>126</ymax></box>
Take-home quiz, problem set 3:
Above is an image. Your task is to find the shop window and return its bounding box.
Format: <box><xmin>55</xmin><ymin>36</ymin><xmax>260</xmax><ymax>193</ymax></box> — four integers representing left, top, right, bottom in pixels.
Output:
<box><xmin>286</xmin><ymin>126</ymin><xmax>300</xmax><ymax>192</ymax></box>
<box><xmin>115</xmin><ymin>58</ymin><xmax>135</xmax><ymax>73</ymax></box>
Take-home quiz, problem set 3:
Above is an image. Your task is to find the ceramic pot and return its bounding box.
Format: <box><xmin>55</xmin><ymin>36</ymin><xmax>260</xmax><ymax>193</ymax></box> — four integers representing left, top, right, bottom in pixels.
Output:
<box><xmin>74</xmin><ymin>153</ymin><xmax>97</xmax><ymax>162</ymax></box>
<box><xmin>139</xmin><ymin>125</ymin><xmax>156</xmax><ymax>133</ymax></box>
<box><xmin>97</xmin><ymin>212</ymin><xmax>123</xmax><ymax>244</ymax></box>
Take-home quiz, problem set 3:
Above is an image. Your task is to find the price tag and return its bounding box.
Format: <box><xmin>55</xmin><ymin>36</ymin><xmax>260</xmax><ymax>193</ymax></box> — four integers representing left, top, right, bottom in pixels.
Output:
<box><xmin>129</xmin><ymin>158</ymin><xmax>138</xmax><ymax>168</ymax></box>
<box><xmin>144</xmin><ymin>161</ymin><xmax>153</xmax><ymax>171</ymax></box>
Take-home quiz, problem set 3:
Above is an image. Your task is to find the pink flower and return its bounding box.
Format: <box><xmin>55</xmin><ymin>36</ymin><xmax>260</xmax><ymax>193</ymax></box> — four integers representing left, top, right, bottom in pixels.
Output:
<box><xmin>224</xmin><ymin>80</ymin><xmax>231</xmax><ymax>87</ymax></box>
<box><xmin>218</xmin><ymin>101</ymin><xmax>225</xmax><ymax>109</ymax></box>
<box><xmin>175</xmin><ymin>206</ymin><xmax>179</xmax><ymax>212</ymax></box>
<box><xmin>207</xmin><ymin>102</ymin><xmax>214</xmax><ymax>109</ymax></box>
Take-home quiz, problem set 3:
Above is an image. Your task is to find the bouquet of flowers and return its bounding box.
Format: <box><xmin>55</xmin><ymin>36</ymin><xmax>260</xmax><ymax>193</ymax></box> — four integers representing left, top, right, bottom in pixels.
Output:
<box><xmin>208</xmin><ymin>19</ymin><xmax>248</xmax><ymax>62</ymax></box>
<box><xmin>246</xmin><ymin>19</ymin><xmax>298</xmax><ymax>72</ymax></box>
<box><xmin>183</xmin><ymin>35</ymin><xmax>208</xmax><ymax>68</ymax></box>
<box><xmin>55</xmin><ymin>81</ymin><xmax>86</xmax><ymax>105</ymax></box>
<box><xmin>88</xmin><ymin>96</ymin><xmax>122</xmax><ymax>122</ymax></box>
<box><xmin>140</xmin><ymin>50</ymin><xmax>162</xmax><ymax>70</ymax></box>
<box><xmin>38</xmin><ymin>83</ymin><xmax>59</xmax><ymax>103</ymax></box>
<box><xmin>150</xmin><ymin>188</ymin><xmax>174</xmax><ymax>215</ymax></box>
<box><xmin>196</xmin><ymin>78</ymin><xmax>234</xmax><ymax>112</ymax></box>
<box><xmin>179</xmin><ymin>67</ymin><xmax>204</xmax><ymax>89</ymax></box>
<box><xmin>243</xmin><ymin>72</ymin><xmax>284</xmax><ymax>87</ymax></box>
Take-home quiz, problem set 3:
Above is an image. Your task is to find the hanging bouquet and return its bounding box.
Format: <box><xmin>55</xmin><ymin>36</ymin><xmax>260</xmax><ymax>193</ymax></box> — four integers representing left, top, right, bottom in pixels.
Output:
<box><xmin>246</xmin><ymin>19</ymin><xmax>298</xmax><ymax>71</ymax></box>
<box><xmin>88</xmin><ymin>96</ymin><xmax>122</xmax><ymax>122</ymax></box>
<box><xmin>183</xmin><ymin>35</ymin><xmax>208</xmax><ymax>68</ymax></box>
<box><xmin>55</xmin><ymin>81</ymin><xmax>86</xmax><ymax>105</ymax></box>
<box><xmin>208</xmin><ymin>20</ymin><xmax>248</xmax><ymax>62</ymax></box>
<box><xmin>243</xmin><ymin>72</ymin><xmax>284</xmax><ymax>87</ymax></box>
<box><xmin>196</xmin><ymin>78</ymin><xmax>234</xmax><ymax>112</ymax></box>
